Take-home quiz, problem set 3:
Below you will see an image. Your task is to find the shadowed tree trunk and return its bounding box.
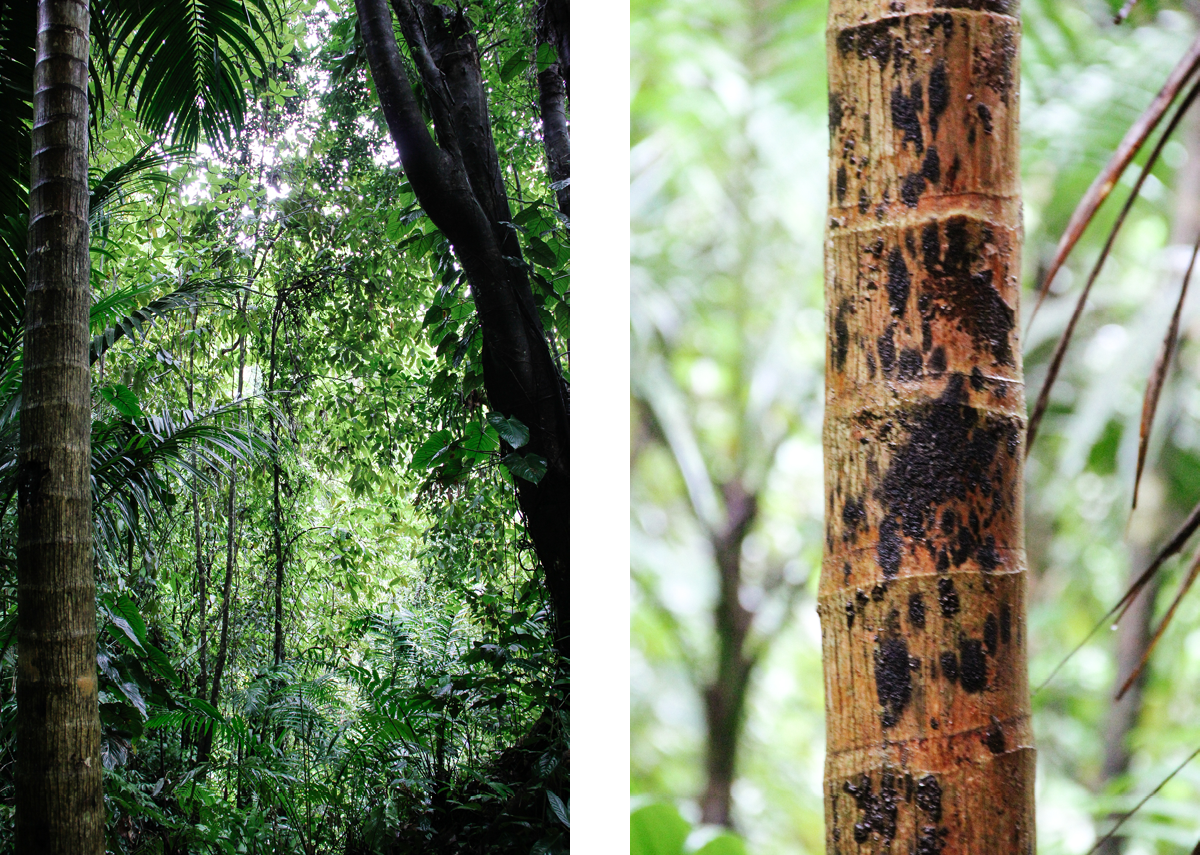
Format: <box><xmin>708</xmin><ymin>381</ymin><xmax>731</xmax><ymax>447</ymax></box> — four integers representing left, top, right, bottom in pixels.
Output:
<box><xmin>535</xmin><ymin>0</ymin><xmax>569</xmax><ymax>216</ymax></box>
<box><xmin>699</xmin><ymin>481</ymin><xmax>760</xmax><ymax>827</ymax></box>
<box><xmin>355</xmin><ymin>0</ymin><xmax>570</xmax><ymax>659</ymax></box>
<box><xmin>16</xmin><ymin>0</ymin><xmax>104</xmax><ymax>850</ymax></box>
<box><xmin>820</xmin><ymin>1</ymin><xmax>1035</xmax><ymax>850</ymax></box>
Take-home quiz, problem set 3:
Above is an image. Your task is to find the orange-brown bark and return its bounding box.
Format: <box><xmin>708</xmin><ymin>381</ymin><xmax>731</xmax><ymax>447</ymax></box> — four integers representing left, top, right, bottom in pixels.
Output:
<box><xmin>820</xmin><ymin>1</ymin><xmax>1034</xmax><ymax>851</ymax></box>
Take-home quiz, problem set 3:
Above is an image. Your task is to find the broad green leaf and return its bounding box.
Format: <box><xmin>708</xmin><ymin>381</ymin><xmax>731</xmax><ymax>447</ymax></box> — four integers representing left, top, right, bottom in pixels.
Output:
<box><xmin>536</xmin><ymin>43</ymin><xmax>558</xmax><ymax>75</ymax></box>
<box><xmin>500</xmin><ymin>50</ymin><xmax>527</xmax><ymax>83</ymax></box>
<box><xmin>99</xmin><ymin>384</ymin><xmax>145</xmax><ymax>420</ymax></box>
<box><xmin>547</xmin><ymin>791</ymin><xmax>569</xmax><ymax>828</ymax></box>
<box><xmin>411</xmin><ymin>429</ymin><xmax>453</xmax><ymax>470</ymax></box>
<box><xmin>630</xmin><ymin>804</ymin><xmax>688</xmax><ymax>855</ymax></box>
<box><xmin>503</xmin><ymin>452</ymin><xmax>547</xmax><ymax>484</ymax></box>
<box><xmin>487</xmin><ymin>413</ymin><xmax>530</xmax><ymax>448</ymax></box>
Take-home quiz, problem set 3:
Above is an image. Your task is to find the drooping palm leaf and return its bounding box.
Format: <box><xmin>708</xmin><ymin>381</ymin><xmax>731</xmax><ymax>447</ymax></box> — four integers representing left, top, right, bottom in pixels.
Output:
<box><xmin>1132</xmin><ymin>233</ymin><xmax>1200</xmax><ymax>508</ymax></box>
<box><xmin>95</xmin><ymin>0</ymin><xmax>281</xmax><ymax>149</ymax></box>
<box><xmin>1026</xmin><ymin>79</ymin><xmax>1200</xmax><ymax>451</ymax></box>
<box><xmin>0</xmin><ymin>0</ymin><xmax>35</xmax><ymax>335</ymax></box>
<box><xmin>1028</xmin><ymin>31</ymin><xmax>1200</xmax><ymax>326</ymax></box>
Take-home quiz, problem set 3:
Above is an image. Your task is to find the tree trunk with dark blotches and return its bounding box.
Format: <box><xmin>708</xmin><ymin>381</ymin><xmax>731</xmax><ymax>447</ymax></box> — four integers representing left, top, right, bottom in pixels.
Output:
<box><xmin>535</xmin><ymin>0</ymin><xmax>569</xmax><ymax>217</ymax></box>
<box><xmin>820</xmin><ymin>1</ymin><xmax>1034</xmax><ymax>852</ymax></box>
<box><xmin>16</xmin><ymin>1</ymin><xmax>104</xmax><ymax>850</ymax></box>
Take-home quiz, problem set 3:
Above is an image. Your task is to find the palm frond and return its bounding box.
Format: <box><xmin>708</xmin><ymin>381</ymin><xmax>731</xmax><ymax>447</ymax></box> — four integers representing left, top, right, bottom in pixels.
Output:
<box><xmin>89</xmin><ymin>143</ymin><xmax>189</xmax><ymax>230</ymax></box>
<box><xmin>90</xmin><ymin>275</ymin><xmax>241</xmax><ymax>365</ymax></box>
<box><xmin>96</xmin><ymin>0</ymin><xmax>282</xmax><ymax>149</ymax></box>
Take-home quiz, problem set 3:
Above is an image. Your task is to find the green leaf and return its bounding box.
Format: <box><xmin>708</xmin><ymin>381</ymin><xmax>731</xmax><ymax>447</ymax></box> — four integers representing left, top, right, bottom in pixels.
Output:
<box><xmin>99</xmin><ymin>384</ymin><xmax>145</xmax><ymax>420</ymax></box>
<box><xmin>526</xmin><ymin>236</ymin><xmax>559</xmax><ymax>269</ymax></box>
<box><xmin>536</xmin><ymin>43</ymin><xmax>558</xmax><ymax>75</ymax></box>
<box><xmin>630</xmin><ymin>804</ymin><xmax>688</xmax><ymax>855</ymax></box>
<box><xmin>500</xmin><ymin>49</ymin><xmax>527</xmax><ymax>83</ymax></box>
<box><xmin>502</xmin><ymin>452</ymin><xmax>547</xmax><ymax>484</ymax></box>
<box><xmin>487</xmin><ymin>413</ymin><xmax>530</xmax><ymax>448</ymax></box>
<box><xmin>411</xmin><ymin>430</ymin><xmax>453</xmax><ymax>470</ymax></box>
<box><xmin>547</xmin><ymin>791</ymin><xmax>569</xmax><ymax>828</ymax></box>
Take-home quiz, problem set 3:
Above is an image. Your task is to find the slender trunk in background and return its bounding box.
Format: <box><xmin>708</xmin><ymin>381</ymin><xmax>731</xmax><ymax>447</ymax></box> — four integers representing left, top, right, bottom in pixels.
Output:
<box><xmin>16</xmin><ymin>1</ymin><xmax>103</xmax><ymax>850</ymax></box>
<box><xmin>534</xmin><ymin>0</ymin><xmax>569</xmax><ymax>217</ymax></box>
<box><xmin>820</xmin><ymin>1</ymin><xmax>1034</xmax><ymax>850</ymax></box>
<box><xmin>188</xmin><ymin>309</ymin><xmax>209</xmax><ymax>758</ymax></box>
<box><xmin>268</xmin><ymin>299</ymin><xmax>285</xmax><ymax>666</ymax></box>
<box><xmin>198</xmin><ymin>330</ymin><xmax>245</xmax><ymax>765</ymax></box>
<box><xmin>699</xmin><ymin>481</ymin><xmax>759</xmax><ymax>827</ymax></box>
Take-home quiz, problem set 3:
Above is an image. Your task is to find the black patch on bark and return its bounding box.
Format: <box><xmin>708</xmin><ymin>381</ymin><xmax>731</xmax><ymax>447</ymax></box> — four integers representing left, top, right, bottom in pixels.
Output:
<box><xmin>892</xmin><ymin>82</ymin><xmax>925</xmax><ymax>154</ymax></box>
<box><xmin>875</xmin><ymin>636</ymin><xmax>912</xmax><ymax>728</ymax></box>
<box><xmin>898</xmin><ymin>348</ymin><xmax>923</xmax><ymax>381</ymax></box>
<box><xmin>846</xmin><ymin>600</ymin><xmax>856</xmax><ymax>629</ymax></box>
<box><xmin>836</xmin><ymin>165</ymin><xmax>848</xmax><ymax>203</ymax></box>
<box><xmin>901</xmin><ymin>172</ymin><xmax>925</xmax><ymax>208</ymax></box>
<box><xmin>928</xmin><ymin>60</ymin><xmax>949</xmax><ymax>136</ymax></box>
<box><xmin>886</xmin><ymin>248</ymin><xmax>910</xmax><ymax>314</ymax></box>
<box><xmin>919</xmin><ymin>218</ymin><xmax>1015</xmax><ymax>365</ymax></box>
<box><xmin>959</xmin><ymin>637</ymin><xmax>987</xmax><ymax>692</ymax></box>
<box><xmin>977</xmin><ymin>103</ymin><xmax>994</xmax><ymax>135</ymax></box>
<box><xmin>970</xmin><ymin>365</ymin><xmax>986</xmax><ymax>390</ymax></box>
<box><xmin>830</xmin><ymin>92</ymin><xmax>844</xmax><ymax>130</ymax></box>
<box><xmin>1000</xmin><ymin>602</ymin><xmax>1012</xmax><ymax>643</ymax></box>
<box><xmin>922</xmin><ymin>146</ymin><xmax>941</xmax><ymax>184</ymax></box>
<box><xmin>844</xmin><ymin>772</ymin><xmax>899</xmax><ymax>843</ymax></box>
<box><xmin>836</xmin><ymin>19</ymin><xmax>898</xmax><ymax>66</ymax></box>
<box><xmin>842</xmin><ymin>495</ymin><xmax>865</xmax><ymax>539</ymax></box>
<box><xmin>908</xmin><ymin>592</ymin><xmax>926</xmax><ymax>629</ymax></box>
<box><xmin>984</xmin><ymin>612</ymin><xmax>999</xmax><ymax>654</ymax></box>
<box><xmin>859</xmin><ymin>187</ymin><xmax>870</xmax><ymax>214</ymax></box>
<box><xmin>940</xmin><ymin>651</ymin><xmax>958</xmax><ymax>683</ymax></box>
<box><xmin>915</xmin><ymin>774</ymin><xmax>943</xmax><ymax>821</ymax></box>
<box><xmin>946</xmin><ymin>154</ymin><xmax>961</xmax><ymax>187</ymax></box>
<box><xmin>872</xmin><ymin>584</ymin><xmax>888</xmax><ymax>602</ymax></box>
<box><xmin>877</xmin><ymin>513</ymin><xmax>901</xmax><ymax>579</ymax></box>
<box><xmin>935</xmin><ymin>0</ymin><xmax>1016</xmax><ymax>12</ymax></box>
<box><xmin>875</xmin><ymin>374</ymin><xmax>1018</xmax><ymax>577</ymax></box>
<box><xmin>867</xmin><ymin>349</ymin><xmax>877</xmax><ymax>378</ymax></box>
<box><xmin>834</xmin><ymin>300</ymin><xmax>851</xmax><ymax>371</ymax></box>
<box><xmin>877</xmin><ymin>324</ymin><xmax>896</xmax><ymax>374</ymax></box>
<box><xmin>929</xmin><ymin>346</ymin><xmax>947</xmax><ymax>374</ymax></box>
<box><xmin>984</xmin><ymin>716</ymin><xmax>1006</xmax><ymax>753</ymax></box>
<box><xmin>978</xmin><ymin>534</ymin><xmax>999</xmax><ymax>573</ymax></box>
<box><xmin>917</xmin><ymin>826</ymin><xmax>949</xmax><ymax>855</ymax></box>
<box><xmin>937</xmin><ymin>576</ymin><xmax>960</xmax><ymax>617</ymax></box>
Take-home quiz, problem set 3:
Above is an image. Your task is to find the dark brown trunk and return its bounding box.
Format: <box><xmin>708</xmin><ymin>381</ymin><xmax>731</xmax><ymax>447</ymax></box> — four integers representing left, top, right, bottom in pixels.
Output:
<box><xmin>535</xmin><ymin>0</ymin><xmax>569</xmax><ymax>216</ymax></box>
<box><xmin>357</xmin><ymin>0</ymin><xmax>570</xmax><ymax>659</ymax></box>
<box><xmin>700</xmin><ymin>481</ymin><xmax>759</xmax><ymax>827</ymax></box>
<box><xmin>16</xmin><ymin>1</ymin><xmax>103</xmax><ymax>850</ymax></box>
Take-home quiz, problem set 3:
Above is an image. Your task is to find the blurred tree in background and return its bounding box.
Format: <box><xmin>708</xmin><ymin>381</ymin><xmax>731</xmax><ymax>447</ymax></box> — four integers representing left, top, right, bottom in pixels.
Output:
<box><xmin>632</xmin><ymin>0</ymin><xmax>1200</xmax><ymax>853</ymax></box>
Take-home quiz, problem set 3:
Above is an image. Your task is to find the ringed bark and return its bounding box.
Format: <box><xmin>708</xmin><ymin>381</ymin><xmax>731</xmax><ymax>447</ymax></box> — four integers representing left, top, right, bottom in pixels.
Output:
<box><xmin>820</xmin><ymin>1</ymin><xmax>1035</xmax><ymax>851</ymax></box>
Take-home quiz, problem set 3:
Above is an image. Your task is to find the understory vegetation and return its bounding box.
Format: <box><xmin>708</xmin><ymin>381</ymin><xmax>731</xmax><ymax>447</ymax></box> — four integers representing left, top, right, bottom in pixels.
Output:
<box><xmin>0</xmin><ymin>1</ymin><xmax>569</xmax><ymax>852</ymax></box>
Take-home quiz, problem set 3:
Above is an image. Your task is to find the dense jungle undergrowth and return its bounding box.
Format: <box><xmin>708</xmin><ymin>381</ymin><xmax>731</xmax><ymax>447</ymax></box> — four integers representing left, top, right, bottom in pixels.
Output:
<box><xmin>0</xmin><ymin>0</ymin><xmax>570</xmax><ymax>852</ymax></box>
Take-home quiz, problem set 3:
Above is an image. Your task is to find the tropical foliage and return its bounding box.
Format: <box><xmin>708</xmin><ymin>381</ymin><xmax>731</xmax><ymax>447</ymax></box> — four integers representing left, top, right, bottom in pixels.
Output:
<box><xmin>0</xmin><ymin>0</ymin><xmax>568</xmax><ymax>851</ymax></box>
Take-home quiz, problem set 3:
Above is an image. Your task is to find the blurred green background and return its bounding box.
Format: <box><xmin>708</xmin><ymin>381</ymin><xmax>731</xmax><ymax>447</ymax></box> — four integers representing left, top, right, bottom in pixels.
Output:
<box><xmin>630</xmin><ymin>0</ymin><xmax>1200</xmax><ymax>852</ymax></box>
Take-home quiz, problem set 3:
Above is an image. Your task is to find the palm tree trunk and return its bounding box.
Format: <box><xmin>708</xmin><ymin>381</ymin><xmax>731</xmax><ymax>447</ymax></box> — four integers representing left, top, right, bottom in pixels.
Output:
<box><xmin>268</xmin><ymin>298</ymin><xmax>285</xmax><ymax>666</ymax></box>
<box><xmin>820</xmin><ymin>1</ymin><xmax>1034</xmax><ymax>850</ymax></box>
<box><xmin>16</xmin><ymin>1</ymin><xmax>103</xmax><ymax>850</ymax></box>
